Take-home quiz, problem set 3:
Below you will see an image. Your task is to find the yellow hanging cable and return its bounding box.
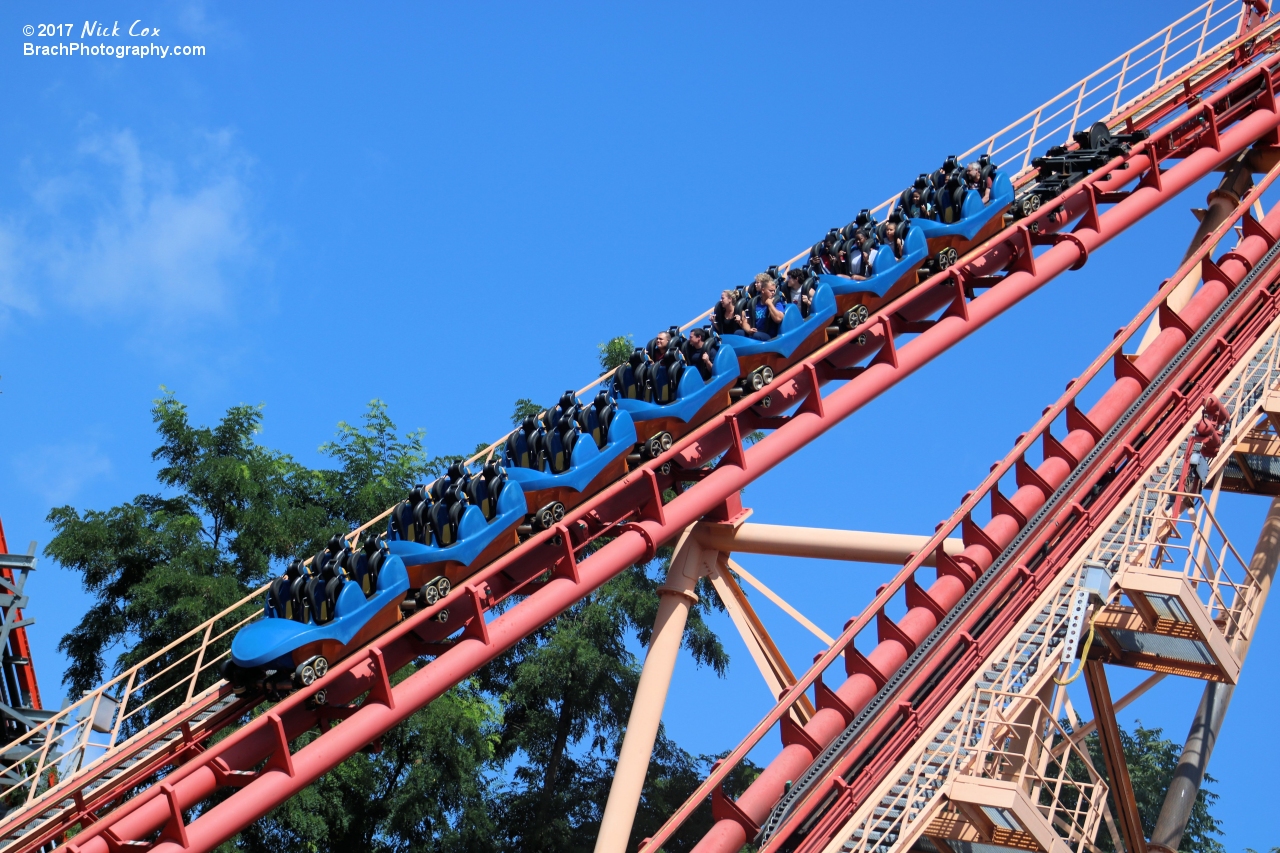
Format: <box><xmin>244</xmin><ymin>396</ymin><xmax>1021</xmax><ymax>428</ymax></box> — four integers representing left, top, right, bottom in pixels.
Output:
<box><xmin>1054</xmin><ymin>605</ymin><xmax>1107</xmax><ymax>686</ymax></box>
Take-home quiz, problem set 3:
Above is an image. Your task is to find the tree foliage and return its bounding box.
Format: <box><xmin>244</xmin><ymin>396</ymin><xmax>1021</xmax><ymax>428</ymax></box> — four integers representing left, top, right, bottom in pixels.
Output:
<box><xmin>47</xmin><ymin>392</ymin><xmax>326</xmax><ymax>711</ymax></box>
<box><xmin>598</xmin><ymin>334</ymin><xmax>635</xmax><ymax>374</ymax></box>
<box><xmin>1081</xmin><ymin>723</ymin><xmax>1225</xmax><ymax>853</ymax></box>
<box><xmin>52</xmin><ymin>388</ymin><xmax>740</xmax><ymax>853</ymax></box>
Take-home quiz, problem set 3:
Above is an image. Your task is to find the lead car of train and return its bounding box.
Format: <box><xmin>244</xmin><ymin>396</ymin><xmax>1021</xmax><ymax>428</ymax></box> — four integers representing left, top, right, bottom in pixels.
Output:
<box><xmin>225</xmin><ymin>124</ymin><xmax>1135</xmax><ymax>695</ymax></box>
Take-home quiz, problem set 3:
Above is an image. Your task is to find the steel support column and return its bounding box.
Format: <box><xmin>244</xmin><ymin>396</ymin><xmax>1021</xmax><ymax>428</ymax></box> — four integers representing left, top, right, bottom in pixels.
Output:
<box><xmin>595</xmin><ymin>527</ymin><xmax>717</xmax><ymax>853</ymax></box>
<box><xmin>1147</xmin><ymin>496</ymin><xmax>1280</xmax><ymax>853</ymax></box>
<box><xmin>1083</xmin><ymin>661</ymin><xmax>1148</xmax><ymax>853</ymax></box>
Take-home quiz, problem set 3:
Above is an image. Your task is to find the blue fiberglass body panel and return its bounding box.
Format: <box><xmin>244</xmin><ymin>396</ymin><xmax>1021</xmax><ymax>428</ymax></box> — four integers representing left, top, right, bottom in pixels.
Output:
<box><xmin>507</xmin><ymin>409</ymin><xmax>638</xmax><ymax>495</ymax></box>
<box><xmin>817</xmin><ymin>226</ymin><xmax>927</xmax><ymax>298</ymax></box>
<box><xmin>385</xmin><ymin>479</ymin><xmax>526</xmax><ymax>569</ymax></box>
<box><xmin>913</xmin><ymin>172</ymin><xmax>1014</xmax><ymax>242</ymax></box>
<box><xmin>718</xmin><ymin>284</ymin><xmax>836</xmax><ymax>359</ymax></box>
<box><xmin>230</xmin><ymin>554</ymin><xmax>411</xmax><ymax>670</ymax></box>
<box><xmin>617</xmin><ymin>345</ymin><xmax>740</xmax><ymax>426</ymax></box>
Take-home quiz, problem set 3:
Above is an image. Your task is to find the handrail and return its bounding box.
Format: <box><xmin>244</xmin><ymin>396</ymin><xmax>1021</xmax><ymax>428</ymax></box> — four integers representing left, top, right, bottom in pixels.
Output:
<box><xmin>465</xmin><ymin>0</ymin><xmax>1247</xmax><ymax>466</ymax></box>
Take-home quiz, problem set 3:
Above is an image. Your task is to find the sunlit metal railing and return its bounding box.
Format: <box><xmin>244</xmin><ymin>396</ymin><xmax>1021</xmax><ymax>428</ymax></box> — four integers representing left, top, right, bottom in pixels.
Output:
<box><xmin>0</xmin><ymin>510</ymin><xmax>398</xmax><ymax>834</ymax></box>
<box><xmin>464</xmin><ymin>0</ymin><xmax>1265</xmax><ymax>468</ymax></box>
<box><xmin>830</xmin><ymin>199</ymin><xmax>1280</xmax><ymax>853</ymax></box>
<box><xmin>1110</xmin><ymin>486</ymin><xmax>1261</xmax><ymax>657</ymax></box>
<box><xmin>959</xmin><ymin>692</ymin><xmax>1108</xmax><ymax>853</ymax></box>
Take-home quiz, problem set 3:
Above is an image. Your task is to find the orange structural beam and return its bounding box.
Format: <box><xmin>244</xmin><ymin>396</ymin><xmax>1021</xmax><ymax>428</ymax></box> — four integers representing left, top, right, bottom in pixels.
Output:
<box><xmin>697</xmin><ymin>523</ymin><xmax>964</xmax><ymax>566</ymax></box>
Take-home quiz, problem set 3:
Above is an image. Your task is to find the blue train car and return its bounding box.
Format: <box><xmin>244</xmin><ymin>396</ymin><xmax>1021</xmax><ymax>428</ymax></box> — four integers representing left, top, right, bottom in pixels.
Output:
<box><xmin>914</xmin><ymin>172</ymin><xmax>1015</xmax><ymax>266</ymax></box>
<box><xmin>507</xmin><ymin>406</ymin><xmax>638</xmax><ymax>529</ymax></box>
<box><xmin>720</xmin><ymin>283</ymin><xmax>837</xmax><ymax>388</ymax></box>
<box><xmin>817</xmin><ymin>224</ymin><xmax>928</xmax><ymax>329</ymax></box>
<box><xmin>617</xmin><ymin>344</ymin><xmax>740</xmax><ymax>458</ymax></box>
<box><xmin>385</xmin><ymin>473</ymin><xmax>526</xmax><ymax>600</ymax></box>
<box><xmin>227</xmin><ymin>546</ymin><xmax>410</xmax><ymax>693</ymax></box>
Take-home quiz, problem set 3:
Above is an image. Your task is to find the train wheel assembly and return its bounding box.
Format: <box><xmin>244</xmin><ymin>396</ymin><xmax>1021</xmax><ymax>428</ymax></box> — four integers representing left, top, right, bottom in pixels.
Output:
<box><xmin>533</xmin><ymin>501</ymin><xmax>565</xmax><ymax>530</ymax></box>
<box><xmin>842</xmin><ymin>303</ymin><xmax>870</xmax><ymax>330</ymax></box>
<box><xmin>293</xmin><ymin>655</ymin><xmax>328</xmax><ymax>688</ymax></box>
<box><xmin>936</xmin><ymin>246</ymin><xmax>959</xmax><ymax>269</ymax></box>
<box><xmin>646</xmin><ymin>430</ymin><xmax>673</xmax><ymax>458</ymax></box>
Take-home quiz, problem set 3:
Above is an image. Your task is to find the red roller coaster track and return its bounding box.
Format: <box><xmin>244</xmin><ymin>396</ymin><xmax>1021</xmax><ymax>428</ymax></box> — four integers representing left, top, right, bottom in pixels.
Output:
<box><xmin>11</xmin><ymin>4</ymin><xmax>1280</xmax><ymax>853</ymax></box>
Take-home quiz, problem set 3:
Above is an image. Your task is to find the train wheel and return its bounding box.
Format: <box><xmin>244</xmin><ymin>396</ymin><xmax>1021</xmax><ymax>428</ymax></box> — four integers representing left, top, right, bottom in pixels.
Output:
<box><xmin>313</xmin><ymin>689</ymin><xmax>327</xmax><ymax>707</ymax></box>
<box><xmin>436</xmin><ymin>577</ymin><xmax>451</xmax><ymax>599</ymax></box>
<box><xmin>658</xmin><ymin>462</ymin><xmax>672</xmax><ymax>475</ymax></box>
<box><xmin>647</xmin><ymin>435</ymin><xmax>664</xmax><ymax>458</ymax></box>
<box><xmin>843</xmin><ymin>304</ymin><xmax>869</xmax><ymax>329</ymax></box>
<box><xmin>313</xmin><ymin>656</ymin><xmax>328</xmax><ymax>679</ymax></box>
<box><xmin>536</xmin><ymin>505</ymin><xmax>556</xmax><ymax>530</ymax></box>
<box><xmin>421</xmin><ymin>583</ymin><xmax>440</xmax><ymax>606</ymax></box>
<box><xmin>658</xmin><ymin>431</ymin><xmax>673</xmax><ymax>451</ymax></box>
<box><xmin>937</xmin><ymin>246</ymin><xmax>958</xmax><ymax>269</ymax></box>
<box><xmin>296</xmin><ymin>662</ymin><xmax>317</xmax><ymax>687</ymax></box>
<box><xmin>1019</xmin><ymin>194</ymin><xmax>1041</xmax><ymax>218</ymax></box>
<box><xmin>748</xmin><ymin>371</ymin><xmax>766</xmax><ymax>392</ymax></box>
<box><xmin>552</xmin><ymin>501</ymin><xmax>566</xmax><ymax>522</ymax></box>
<box><xmin>760</xmin><ymin>366</ymin><xmax>774</xmax><ymax>385</ymax></box>
<box><xmin>437</xmin><ymin>608</ymin><xmax>450</xmax><ymax>623</ymax></box>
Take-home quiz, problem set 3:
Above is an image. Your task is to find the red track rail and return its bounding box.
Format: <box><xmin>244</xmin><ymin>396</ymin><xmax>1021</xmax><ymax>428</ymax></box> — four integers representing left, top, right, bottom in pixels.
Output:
<box><xmin>700</xmin><ymin>150</ymin><xmax>1280</xmax><ymax>853</ymax></box>
<box><xmin>33</xmin><ymin>15</ymin><xmax>1280</xmax><ymax>853</ymax></box>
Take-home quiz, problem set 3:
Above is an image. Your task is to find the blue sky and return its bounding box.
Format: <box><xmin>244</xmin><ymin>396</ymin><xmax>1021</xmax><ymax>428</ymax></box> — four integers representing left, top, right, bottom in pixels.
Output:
<box><xmin>0</xmin><ymin>1</ymin><xmax>1275</xmax><ymax>848</ymax></box>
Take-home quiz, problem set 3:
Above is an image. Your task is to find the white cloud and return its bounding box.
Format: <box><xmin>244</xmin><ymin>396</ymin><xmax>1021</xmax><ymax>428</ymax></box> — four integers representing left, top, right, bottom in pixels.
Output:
<box><xmin>0</xmin><ymin>222</ymin><xmax>38</xmax><ymax>320</ymax></box>
<box><xmin>13</xmin><ymin>443</ymin><xmax>113</xmax><ymax>506</ymax></box>
<box><xmin>6</xmin><ymin>126</ymin><xmax>256</xmax><ymax>326</ymax></box>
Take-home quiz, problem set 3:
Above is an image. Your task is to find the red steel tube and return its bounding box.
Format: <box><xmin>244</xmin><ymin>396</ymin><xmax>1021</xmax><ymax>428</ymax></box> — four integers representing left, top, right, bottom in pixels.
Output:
<box><xmin>67</xmin><ymin>85</ymin><xmax>1280</xmax><ymax>853</ymax></box>
<box><xmin>686</xmin><ymin>136</ymin><xmax>1280</xmax><ymax>851</ymax></box>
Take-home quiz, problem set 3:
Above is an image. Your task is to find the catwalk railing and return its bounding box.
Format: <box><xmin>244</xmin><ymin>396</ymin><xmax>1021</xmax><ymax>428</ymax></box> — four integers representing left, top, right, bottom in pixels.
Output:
<box><xmin>823</xmin><ymin>276</ymin><xmax>1280</xmax><ymax>853</ymax></box>
<box><xmin>639</xmin><ymin>103</ymin><xmax>1280</xmax><ymax>853</ymax></box>
<box><xmin>467</xmin><ymin>0</ymin><xmax>1278</xmax><ymax>464</ymax></box>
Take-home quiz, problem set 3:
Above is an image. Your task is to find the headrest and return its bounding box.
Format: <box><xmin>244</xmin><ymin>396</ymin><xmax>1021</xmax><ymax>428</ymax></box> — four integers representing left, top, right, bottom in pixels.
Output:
<box><xmin>824</xmin><ymin>228</ymin><xmax>841</xmax><ymax>248</ymax></box>
<box><xmin>482</xmin><ymin>460</ymin><xmax>502</xmax><ymax>479</ymax></box>
<box><xmin>914</xmin><ymin>173</ymin><xmax>930</xmax><ymax>191</ymax></box>
<box><xmin>521</xmin><ymin>415</ymin><xmax>539</xmax><ymax>433</ymax></box>
<box><xmin>362</xmin><ymin>539</ymin><xmax>381</xmax><ymax>557</ymax></box>
<box><xmin>629</xmin><ymin>347</ymin><xmax>646</xmax><ymax>367</ymax></box>
<box><xmin>285</xmin><ymin>559</ymin><xmax>304</xmax><ymax>581</ymax></box>
<box><xmin>855</xmin><ymin>209</ymin><xmax>874</xmax><ymax>228</ymax></box>
<box><xmin>942</xmin><ymin>155</ymin><xmax>959</xmax><ymax>172</ymax></box>
<box><xmin>448</xmin><ymin>460</ymin><xmax>465</xmax><ymax>480</ymax></box>
<box><xmin>326</xmin><ymin>534</ymin><xmax>345</xmax><ymax>554</ymax></box>
<box><xmin>409</xmin><ymin>484</ymin><xmax>428</xmax><ymax>505</ymax></box>
<box><xmin>595</xmin><ymin>389</ymin><xmax>611</xmax><ymax>408</ymax></box>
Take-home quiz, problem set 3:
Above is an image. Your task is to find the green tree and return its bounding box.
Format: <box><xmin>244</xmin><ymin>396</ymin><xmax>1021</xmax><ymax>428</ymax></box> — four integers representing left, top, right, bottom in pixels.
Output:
<box><xmin>1081</xmin><ymin>723</ymin><xmax>1225</xmax><ymax>853</ymax></box>
<box><xmin>511</xmin><ymin>398</ymin><xmax>544</xmax><ymax>426</ymax></box>
<box><xmin>481</xmin><ymin>562</ymin><xmax>728</xmax><ymax>853</ymax></box>
<box><xmin>47</xmin><ymin>392</ymin><xmax>328</xmax><ymax>719</ymax></box>
<box><xmin>315</xmin><ymin>399</ymin><xmax>436</xmax><ymax>534</ymax></box>
<box><xmin>228</xmin><ymin>674</ymin><xmax>501</xmax><ymax>853</ymax></box>
<box><xmin>598</xmin><ymin>334</ymin><xmax>635</xmax><ymax>374</ymax></box>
